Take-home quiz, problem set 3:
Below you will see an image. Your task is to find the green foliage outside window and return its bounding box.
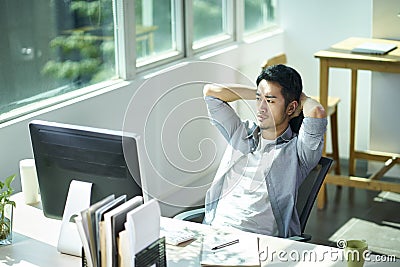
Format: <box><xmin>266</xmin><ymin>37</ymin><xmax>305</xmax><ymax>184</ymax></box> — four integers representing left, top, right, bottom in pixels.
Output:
<box><xmin>42</xmin><ymin>0</ymin><xmax>115</xmax><ymax>85</ymax></box>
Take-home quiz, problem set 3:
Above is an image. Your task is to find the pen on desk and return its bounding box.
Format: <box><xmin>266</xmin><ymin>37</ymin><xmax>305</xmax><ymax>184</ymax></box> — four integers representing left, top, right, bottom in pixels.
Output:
<box><xmin>211</xmin><ymin>239</ymin><xmax>239</xmax><ymax>250</ymax></box>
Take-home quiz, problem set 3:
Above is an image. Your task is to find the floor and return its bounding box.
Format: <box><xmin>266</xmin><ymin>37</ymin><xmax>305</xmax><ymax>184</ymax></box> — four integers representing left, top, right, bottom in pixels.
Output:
<box><xmin>305</xmin><ymin>158</ymin><xmax>400</xmax><ymax>248</ymax></box>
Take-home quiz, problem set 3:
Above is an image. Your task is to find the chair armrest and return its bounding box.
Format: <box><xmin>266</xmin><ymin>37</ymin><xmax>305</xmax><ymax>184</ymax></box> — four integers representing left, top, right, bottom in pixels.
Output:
<box><xmin>173</xmin><ymin>208</ymin><xmax>205</xmax><ymax>222</ymax></box>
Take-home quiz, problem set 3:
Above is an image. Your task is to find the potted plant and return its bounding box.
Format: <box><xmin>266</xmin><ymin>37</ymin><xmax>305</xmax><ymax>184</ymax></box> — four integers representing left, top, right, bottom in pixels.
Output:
<box><xmin>0</xmin><ymin>174</ymin><xmax>16</xmax><ymax>245</ymax></box>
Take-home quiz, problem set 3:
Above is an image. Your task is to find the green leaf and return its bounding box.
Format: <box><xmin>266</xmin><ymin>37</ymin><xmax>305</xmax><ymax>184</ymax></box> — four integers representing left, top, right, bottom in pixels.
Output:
<box><xmin>4</xmin><ymin>175</ymin><xmax>15</xmax><ymax>190</ymax></box>
<box><xmin>0</xmin><ymin>175</ymin><xmax>15</xmax><ymax>208</ymax></box>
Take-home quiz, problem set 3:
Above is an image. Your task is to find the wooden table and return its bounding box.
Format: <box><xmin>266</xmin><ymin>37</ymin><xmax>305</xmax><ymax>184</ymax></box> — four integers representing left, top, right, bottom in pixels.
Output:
<box><xmin>314</xmin><ymin>37</ymin><xmax>400</xmax><ymax>209</ymax></box>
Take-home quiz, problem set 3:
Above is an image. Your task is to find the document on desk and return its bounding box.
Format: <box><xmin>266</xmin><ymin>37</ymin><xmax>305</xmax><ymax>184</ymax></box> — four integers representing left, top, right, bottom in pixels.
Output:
<box><xmin>126</xmin><ymin>199</ymin><xmax>161</xmax><ymax>254</ymax></box>
<box><xmin>200</xmin><ymin>233</ymin><xmax>260</xmax><ymax>266</ymax></box>
<box><xmin>103</xmin><ymin>196</ymin><xmax>143</xmax><ymax>267</ymax></box>
<box><xmin>75</xmin><ymin>215</ymin><xmax>94</xmax><ymax>267</ymax></box>
<box><xmin>86</xmin><ymin>194</ymin><xmax>116</xmax><ymax>267</ymax></box>
<box><xmin>97</xmin><ymin>195</ymin><xmax>127</xmax><ymax>267</ymax></box>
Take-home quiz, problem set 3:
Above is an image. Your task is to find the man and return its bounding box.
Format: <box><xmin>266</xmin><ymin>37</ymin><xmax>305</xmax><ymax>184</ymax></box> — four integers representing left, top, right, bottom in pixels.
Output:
<box><xmin>202</xmin><ymin>64</ymin><xmax>327</xmax><ymax>238</ymax></box>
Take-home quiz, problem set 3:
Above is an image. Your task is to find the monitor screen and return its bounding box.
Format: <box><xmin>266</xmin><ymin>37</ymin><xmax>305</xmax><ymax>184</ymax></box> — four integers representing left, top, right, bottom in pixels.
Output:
<box><xmin>29</xmin><ymin>120</ymin><xmax>143</xmax><ymax>220</ymax></box>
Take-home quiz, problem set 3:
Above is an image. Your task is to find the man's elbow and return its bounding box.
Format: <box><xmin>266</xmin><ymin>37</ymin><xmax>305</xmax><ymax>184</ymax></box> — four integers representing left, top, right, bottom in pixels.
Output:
<box><xmin>203</xmin><ymin>84</ymin><xmax>212</xmax><ymax>97</ymax></box>
<box><xmin>203</xmin><ymin>84</ymin><xmax>223</xmax><ymax>99</ymax></box>
<box><xmin>305</xmin><ymin>105</ymin><xmax>327</xmax><ymax>118</ymax></box>
<box><xmin>313</xmin><ymin>106</ymin><xmax>327</xmax><ymax>118</ymax></box>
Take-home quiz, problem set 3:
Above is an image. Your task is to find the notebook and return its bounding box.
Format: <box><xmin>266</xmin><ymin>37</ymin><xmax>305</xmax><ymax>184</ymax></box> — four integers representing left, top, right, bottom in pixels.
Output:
<box><xmin>351</xmin><ymin>42</ymin><xmax>397</xmax><ymax>55</ymax></box>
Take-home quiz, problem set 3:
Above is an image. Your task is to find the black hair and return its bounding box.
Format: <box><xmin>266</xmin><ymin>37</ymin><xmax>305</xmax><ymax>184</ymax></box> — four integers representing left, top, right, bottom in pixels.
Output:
<box><xmin>256</xmin><ymin>64</ymin><xmax>302</xmax><ymax>108</ymax></box>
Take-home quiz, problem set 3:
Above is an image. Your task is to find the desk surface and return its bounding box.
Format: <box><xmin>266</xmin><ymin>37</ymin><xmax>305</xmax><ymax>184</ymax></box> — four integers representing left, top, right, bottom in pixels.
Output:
<box><xmin>1</xmin><ymin>193</ymin><xmax>398</xmax><ymax>267</ymax></box>
<box><xmin>314</xmin><ymin>37</ymin><xmax>400</xmax><ymax>63</ymax></box>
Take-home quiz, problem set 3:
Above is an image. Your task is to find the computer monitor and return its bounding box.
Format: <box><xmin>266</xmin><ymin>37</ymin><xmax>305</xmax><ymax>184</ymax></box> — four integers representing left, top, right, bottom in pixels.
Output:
<box><xmin>29</xmin><ymin>120</ymin><xmax>143</xmax><ymax>220</ymax></box>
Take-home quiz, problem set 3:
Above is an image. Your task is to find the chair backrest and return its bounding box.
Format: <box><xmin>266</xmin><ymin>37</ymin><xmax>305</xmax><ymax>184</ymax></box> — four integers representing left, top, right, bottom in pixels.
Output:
<box><xmin>262</xmin><ymin>53</ymin><xmax>287</xmax><ymax>69</ymax></box>
<box><xmin>296</xmin><ymin>156</ymin><xmax>333</xmax><ymax>233</ymax></box>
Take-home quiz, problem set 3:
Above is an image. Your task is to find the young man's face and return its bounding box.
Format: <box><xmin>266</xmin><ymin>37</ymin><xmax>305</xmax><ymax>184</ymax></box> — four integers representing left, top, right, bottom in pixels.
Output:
<box><xmin>256</xmin><ymin>80</ymin><xmax>290</xmax><ymax>136</ymax></box>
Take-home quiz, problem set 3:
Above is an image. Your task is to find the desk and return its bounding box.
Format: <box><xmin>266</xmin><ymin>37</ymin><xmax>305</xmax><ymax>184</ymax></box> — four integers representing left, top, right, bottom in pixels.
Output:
<box><xmin>314</xmin><ymin>37</ymin><xmax>400</xmax><ymax>209</ymax></box>
<box><xmin>1</xmin><ymin>193</ymin><xmax>398</xmax><ymax>266</ymax></box>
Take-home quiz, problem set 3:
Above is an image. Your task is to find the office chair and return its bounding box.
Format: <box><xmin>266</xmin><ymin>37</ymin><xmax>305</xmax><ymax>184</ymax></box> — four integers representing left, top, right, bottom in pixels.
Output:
<box><xmin>294</xmin><ymin>156</ymin><xmax>333</xmax><ymax>241</ymax></box>
<box><xmin>173</xmin><ymin>156</ymin><xmax>333</xmax><ymax>242</ymax></box>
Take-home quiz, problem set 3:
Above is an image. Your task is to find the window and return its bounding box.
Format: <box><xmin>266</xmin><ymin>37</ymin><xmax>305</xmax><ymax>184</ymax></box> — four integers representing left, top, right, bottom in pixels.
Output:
<box><xmin>135</xmin><ymin>0</ymin><xmax>183</xmax><ymax>68</ymax></box>
<box><xmin>244</xmin><ymin>0</ymin><xmax>277</xmax><ymax>35</ymax></box>
<box><xmin>192</xmin><ymin>0</ymin><xmax>233</xmax><ymax>51</ymax></box>
<box><xmin>0</xmin><ymin>0</ymin><xmax>278</xmax><ymax>123</ymax></box>
<box><xmin>0</xmin><ymin>0</ymin><xmax>116</xmax><ymax>120</ymax></box>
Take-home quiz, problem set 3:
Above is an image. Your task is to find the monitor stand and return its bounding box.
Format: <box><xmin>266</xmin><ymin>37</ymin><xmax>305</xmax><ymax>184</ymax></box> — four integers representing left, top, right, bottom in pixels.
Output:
<box><xmin>57</xmin><ymin>180</ymin><xmax>92</xmax><ymax>257</ymax></box>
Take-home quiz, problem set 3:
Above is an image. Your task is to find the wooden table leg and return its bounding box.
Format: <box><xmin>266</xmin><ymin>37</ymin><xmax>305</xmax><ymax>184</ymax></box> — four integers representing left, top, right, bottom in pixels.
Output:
<box><xmin>349</xmin><ymin>69</ymin><xmax>358</xmax><ymax>176</ymax></box>
<box><xmin>318</xmin><ymin>60</ymin><xmax>329</xmax><ymax>131</ymax></box>
<box><xmin>317</xmin><ymin>59</ymin><xmax>329</xmax><ymax>209</ymax></box>
<box><xmin>330</xmin><ymin>107</ymin><xmax>341</xmax><ymax>174</ymax></box>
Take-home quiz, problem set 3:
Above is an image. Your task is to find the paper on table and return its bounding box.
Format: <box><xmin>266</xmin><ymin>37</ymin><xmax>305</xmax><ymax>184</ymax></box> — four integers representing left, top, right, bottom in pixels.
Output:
<box><xmin>126</xmin><ymin>199</ymin><xmax>161</xmax><ymax>255</ymax></box>
<box><xmin>103</xmin><ymin>196</ymin><xmax>143</xmax><ymax>267</ymax></box>
<box><xmin>75</xmin><ymin>215</ymin><xmax>94</xmax><ymax>267</ymax></box>
<box><xmin>99</xmin><ymin>221</ymin><xmax>107</xmax><ymax>267</ymax></box>
<box><xmin>86</xmin><ymin>194</ymin><xmax>116</xmax><ymax>267</ymax></box>
<box><xmin>200</xmin><ymin>233</ymin><xmax>260</xmax><ymax>267</ymax></box>
<box><xmin>95</xmin><ymin>195</ymin><xmax>127</xmax><ymax>267</ymax></box>
<box><xmin>118</xmin><ymin>229</ymin><xmax>131</xmax><ymax>267</ymax></box>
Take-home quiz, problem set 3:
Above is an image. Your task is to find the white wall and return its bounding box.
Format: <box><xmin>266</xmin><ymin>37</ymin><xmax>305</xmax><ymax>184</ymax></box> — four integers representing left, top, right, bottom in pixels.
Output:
<box><xmin>279</xmin><ymin>0</ymin><xmax>373</xmax><ymax>159</ymax></box>
<box><xmin>0</xmin><ymin>0</ymin><xmax>376</xmax><ymax>216</ymax></box>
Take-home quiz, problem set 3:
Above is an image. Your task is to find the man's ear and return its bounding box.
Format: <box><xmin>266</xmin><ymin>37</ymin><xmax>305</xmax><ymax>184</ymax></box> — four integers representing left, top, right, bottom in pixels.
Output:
<box><xmin>287</xmin><ymin>100</ymin><xmax>298</xmax><ymax>116</ymax></box>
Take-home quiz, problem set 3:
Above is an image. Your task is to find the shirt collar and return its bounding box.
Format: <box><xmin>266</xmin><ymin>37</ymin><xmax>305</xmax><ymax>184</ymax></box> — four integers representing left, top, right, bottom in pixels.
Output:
<box><xmin>278</xmin><ymin>126</ymin><xmax>293</xmax><ymax>143</ymax></box>
<box><xmin>246</xmin><ymin>125</ymin><xmax>294</xmax><ymax>145</ymax></box>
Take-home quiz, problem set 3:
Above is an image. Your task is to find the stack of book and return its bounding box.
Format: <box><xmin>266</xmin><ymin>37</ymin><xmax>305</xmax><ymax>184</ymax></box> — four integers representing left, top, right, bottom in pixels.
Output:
<box><xmin>74</xmin><ymin>195</ymin><xmax>165</xmax><ymax>267</ymax></box>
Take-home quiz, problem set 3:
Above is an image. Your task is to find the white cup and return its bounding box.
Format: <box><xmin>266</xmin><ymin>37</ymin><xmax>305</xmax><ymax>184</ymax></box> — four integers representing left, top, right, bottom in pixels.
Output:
<box><xmin>19</xmin><ymin>159</ymin><xmax>40</xmax><ymax>204</ymax></box>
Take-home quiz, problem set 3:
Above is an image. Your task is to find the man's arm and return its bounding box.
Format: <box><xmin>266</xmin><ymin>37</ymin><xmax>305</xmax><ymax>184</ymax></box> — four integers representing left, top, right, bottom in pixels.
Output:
<box><xmin>292</xmin><ymin>92</ymin><xmax>326</xmax><ymax>119</ymax></box>
<box><xmin>203</xmin><ymin>84</ymin><xmax>256</xmax><ymax>102</ymax></box>
<box><xmin>295</xmin><ymin>92</ymin><xmax>328</xmax><ymax>173</ymax></box>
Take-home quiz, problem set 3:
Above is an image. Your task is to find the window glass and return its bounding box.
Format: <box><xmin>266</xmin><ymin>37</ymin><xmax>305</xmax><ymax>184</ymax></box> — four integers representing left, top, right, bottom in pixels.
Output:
<box><xmin>0</xmin><ymin>0</ymin><xmax>116</xmax><ymax>117</ymax></box>
<box><xmin>244</xmin><ymin>0</ymin><xmax>277</xmax><ymax>35</ymax></box>
<box><xmin>135</xmin><ymin>0</ymin><xmax>178</xmax><ymax>66</ymax></box>
<box><xmin>192</xmin><ymin>0</ymin><xmax>229</xmax><ymax>48</ymax></box>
